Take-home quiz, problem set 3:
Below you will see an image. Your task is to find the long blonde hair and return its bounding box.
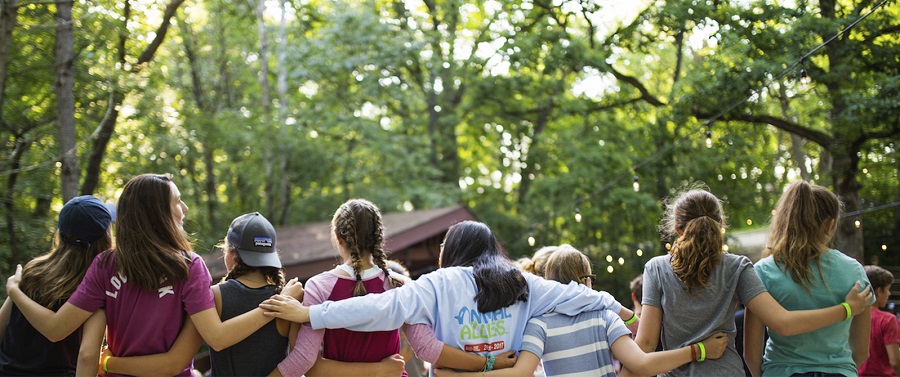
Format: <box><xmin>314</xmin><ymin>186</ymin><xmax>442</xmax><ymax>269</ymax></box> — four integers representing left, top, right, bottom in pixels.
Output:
<box><xmin>764</xmin><ymin>181</ymin><xmax>841</xmax><ymax>291</ymax></box>
<box><xmin>660</xmin><ymin>189</ymin><xmax>726</xmax><ymax>293</ymax></box>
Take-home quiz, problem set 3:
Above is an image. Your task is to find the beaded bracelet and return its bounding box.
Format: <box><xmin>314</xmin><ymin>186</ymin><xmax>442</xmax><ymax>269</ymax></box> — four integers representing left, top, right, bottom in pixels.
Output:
<box><xmin>481</xmin><ymin>354</ymin><xmax>496</xmax><ymax>372</ymax></box>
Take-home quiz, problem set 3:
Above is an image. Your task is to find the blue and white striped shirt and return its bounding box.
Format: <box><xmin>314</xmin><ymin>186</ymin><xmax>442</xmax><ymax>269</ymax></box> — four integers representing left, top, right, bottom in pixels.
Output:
<box><xmin>521</xmin><ymin>309</ymin><xmax>631</xmax><ymax>377</ymax></box>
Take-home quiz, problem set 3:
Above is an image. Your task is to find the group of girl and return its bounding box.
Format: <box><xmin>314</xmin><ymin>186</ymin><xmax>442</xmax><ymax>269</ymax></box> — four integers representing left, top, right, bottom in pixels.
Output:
<box><xmin>0</xmin><ymin>173</ymin><xmax>875</xmax><ymax>377</ymax></box>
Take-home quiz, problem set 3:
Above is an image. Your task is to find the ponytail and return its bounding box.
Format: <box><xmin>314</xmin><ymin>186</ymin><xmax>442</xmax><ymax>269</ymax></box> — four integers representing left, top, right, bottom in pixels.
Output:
<box><xmin>765</xmin><ymin>181</ymin><xmax>841</xmax><ymax>291</ymax></box>
<box><xmin>660</xmin><ymin>188</ymin><xmax>727</xmax><ymax>294</ymax></box>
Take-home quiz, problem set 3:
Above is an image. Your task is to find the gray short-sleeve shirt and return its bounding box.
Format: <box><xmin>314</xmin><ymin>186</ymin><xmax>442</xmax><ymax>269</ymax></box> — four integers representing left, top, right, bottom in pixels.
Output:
<box><xmin>642</xmin><ymin>253</ymin><xmax>767</xmax><ymax>376</ymax></box>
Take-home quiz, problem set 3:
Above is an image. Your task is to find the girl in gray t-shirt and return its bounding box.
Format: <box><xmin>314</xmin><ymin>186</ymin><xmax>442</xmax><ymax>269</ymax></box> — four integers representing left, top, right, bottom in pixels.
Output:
<box><xmin>626</xmin><ymin>188</ymin><xmax>872</xmax><ymax>377</ymax></box>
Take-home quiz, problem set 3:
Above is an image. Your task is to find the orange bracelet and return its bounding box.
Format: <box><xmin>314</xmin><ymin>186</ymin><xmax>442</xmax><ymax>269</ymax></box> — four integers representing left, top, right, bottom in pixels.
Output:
<box><xmin>690</xmin><ymin>343</ymin><xmax>698</xmax><ymax>362</ymax></box>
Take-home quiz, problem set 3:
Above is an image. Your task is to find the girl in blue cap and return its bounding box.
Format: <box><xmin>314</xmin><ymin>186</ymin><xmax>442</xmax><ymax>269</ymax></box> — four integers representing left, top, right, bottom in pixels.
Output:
<box><xmin>0</xmin><ymin>195</ymin><xmax>112</xmax><ymax>375</ymax></box>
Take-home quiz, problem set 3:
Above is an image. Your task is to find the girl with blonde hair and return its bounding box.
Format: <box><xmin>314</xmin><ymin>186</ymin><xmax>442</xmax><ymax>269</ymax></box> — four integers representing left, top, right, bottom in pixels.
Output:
<box><xmin>744</xmin><ymin>181</ymin><xmax>874</xmax><ymax>377</ymax></box>
<box><xmin>631</xmin><ymin>187</ymin><xmax>871</xmax><ymax>377</ymax></box>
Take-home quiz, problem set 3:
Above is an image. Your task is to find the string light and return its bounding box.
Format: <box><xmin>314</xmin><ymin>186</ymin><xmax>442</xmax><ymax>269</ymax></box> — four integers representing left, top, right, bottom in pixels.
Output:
<box><xmin>606</xmin><ymin>255</ymin><xmax>613</xmax><ymax>263</ymax></box>
<box><xmin>799</xmin><ymin>69</ymin><xmax>811</xmax><ymax>86</ymax></box>
<box><xmin>574</xmin><ymin>207</ymin><xmax>582</xmax><ymax>223</ymax></box>
<box><xmin>618</xmin><ymin>257</ymin><xmax>624</xmax><ymax>265</ymax></box>
<box><xmin>665</xmin><ymin>242</ymin><xmax>672</xmax><ymax>251</ymax></box>
<box><xmin>636</xmin><ymin>248</ymin><xmax>643</xmax><ymax>256</ymax></box>
<box><xmin>528</xmin><ymin>233</ymin><xmax>535</xmax><ymax>247</ymax></box>
<box><xmin>607</xmin><ymin>266</ymin><xmax>614</xmax><ymax>274</ymax></box>
<box><xmin>705</xmin><ymin>130</ymin><xmax>713</xmax><ymax>148</ymax></box>
<box><xmin>723</xmin><ymin>244</ymin><xmax>730</xmax><ymax>252</ymax></box>
<box><xmin>883</xmin><ymin>245</ymin><xmax>888</xmax><ymax>251</ymax></box>
<box><xmin>633</xmin><ymin>175</ymin><xmax>640</xmax><ymax>192</ymax></box>
<box><xmin>746</xmin><ymin>219</ymin><xmax>752</xmax><ymax>226</ymax></box>
<box><xmin>854</xmin><ymin>217</ymin><xmax>861</xmax><ymax>229</ymax></box>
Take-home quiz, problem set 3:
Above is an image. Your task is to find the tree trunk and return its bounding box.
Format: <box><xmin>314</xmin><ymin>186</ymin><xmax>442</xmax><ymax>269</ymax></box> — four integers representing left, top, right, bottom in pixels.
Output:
<box><xmin>55</xmin><ymin>0</ymin><xmax>78</xmax><ymax>202</ymax></box>
<box><xmin>81</xmin><ymin>90</ymin><xmax>124</xmax><ymax>195</ymax></box>
<box><xmin>5</xmin><ymin>137</ymin><xmax>31</xmax><ymax>263</ymax></box>
<box><xmin>275</xmin><ymin>0</ymin><xmax>291</xmax><ymax>225</ymax></box>
<box><xmin>0</xmin><ymin>0</ymin><xmax>18</xmax><ymax>110</ymax></box>
<box><xmin>517</xmin><ymin>104</ymin><xmax>551</xmax><ymax>205</ymax></box>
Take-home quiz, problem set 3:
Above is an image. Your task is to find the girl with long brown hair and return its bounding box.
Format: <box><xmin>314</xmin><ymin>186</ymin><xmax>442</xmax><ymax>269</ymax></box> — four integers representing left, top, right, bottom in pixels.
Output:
<box><xmin>6</xmin><ymin>173</ymin><xmax>301</xmax><ymax>376</ymax></box>
<box><xmin>744</xmin><ymin>181</ymin><xmax>873</xmax><ymax>377</ymax></box>
<box><xmin>0</xmin><ymin>196</ymin><xmax>112</xmax><ymax>375</ymax></box>
<box><xmin>631</xmin><ymin>186</ymin><xmax>872</xmax><ymax>377</ymax></box>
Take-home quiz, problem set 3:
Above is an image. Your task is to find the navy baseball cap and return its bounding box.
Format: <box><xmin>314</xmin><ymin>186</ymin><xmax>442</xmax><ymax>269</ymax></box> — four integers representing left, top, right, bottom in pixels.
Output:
<box><xmin>58</xmin><ymin>195</ymin><xmax>113</xmax><ymax>247</ymax></box>
<box><xmin>226</xmin><ymin>212</ymin><xmax>281</xmax><ymax>268</ymax></box>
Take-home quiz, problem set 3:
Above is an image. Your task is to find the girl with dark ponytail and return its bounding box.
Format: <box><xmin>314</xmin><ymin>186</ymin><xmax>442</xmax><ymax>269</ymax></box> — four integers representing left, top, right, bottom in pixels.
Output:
<box><xmin>744</xmin><ymin>181</ymin><xmax>874</xmax><ymax>377</ymax></box>
<box><xmin>274</xmin><ymin>200</ymin><xmax>516</xmax><ymax>376</ymax></box>
<box><xmin>631</xmin><ymin>186</ymin><xmax>873</xmax><ymax>377</ymax></box>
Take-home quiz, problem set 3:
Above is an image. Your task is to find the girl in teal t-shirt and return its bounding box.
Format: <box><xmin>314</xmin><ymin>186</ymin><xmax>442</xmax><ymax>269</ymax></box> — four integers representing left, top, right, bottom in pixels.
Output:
<box><xmin>745</xmin><ymin>181</ymin><xmax>875</xmax><ymax>377</ymax></box>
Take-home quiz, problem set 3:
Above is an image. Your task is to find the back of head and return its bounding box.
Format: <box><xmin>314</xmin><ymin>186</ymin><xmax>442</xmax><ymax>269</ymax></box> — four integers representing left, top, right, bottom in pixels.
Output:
<box><xmin>223</xmin><ymin>212</ymin><xmax>286</xmax><ymax>291</ymax></box>
<box><xmin>765</xmin><ymin>181</ymin><xmax>842</xmax><ymax>290</ymax></box>
<box><xmin>865</xmin><ymin>265</ymin><xmax>894</xmax><ymax>292</ymax></box>
<box><xmin>331</xmin><ymin>199</ymin><xmax>401</xmax><ymax>296</ymax></box>
<box><xmin>21</xmin><ymin>195</ymin><xmax>114</xmax><ymax>309</ymax></box>
<box><xmin>630</xmin><ymin>275</ymin><xmax>643</xmax><ymax>303</ymax></box>
<box><xmin>660</xmin><ymin>188</ymin><xmax>726</xmax><ymax>293</ymax></box>
<box><xmin>441</xmin><ymin>221</ymin><xmax>528</xmax><ymax>313</ymax></box>
<box><xmin>520</xmin><ymin>245</ymin><xmax>559</xmax><ymax>277</ymax></box>
<box><xmin>115</xmin><ymin>173</ymin><xmax>192</xmax><ymax>291</ymax></box>
<box><xmin>543</xmin><ymin>245</ymin><xmax>591</xmax><ymax>285</ymax></box>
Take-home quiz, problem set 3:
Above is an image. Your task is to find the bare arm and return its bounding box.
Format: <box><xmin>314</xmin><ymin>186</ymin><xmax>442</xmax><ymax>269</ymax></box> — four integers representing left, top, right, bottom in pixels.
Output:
<box><xmin>192</xmin><ymin>278</ymin><xmax>301</xmax><ymax>351</ymax></box>
<box><xmin>849</xmin><ymin>305</ymin><xmax>871</xmax><ymax>367</ymax></box>
<box><xmin>886</xmin><ymin>343</ymin><xmax>900</xmax><ymax>376</ymax></box>
<box><xmin>75</xmin><ymin>310</ymin><xmax>105</xmax><ymax>377</ymax></box>
<box><xmin>744</xmin><ymin>282</ymin><xmax>871</xmax><ymax>337</ymax></box>
<box><xmin>0</xmin><ymin>297</ymin><xmax>12</xmax><ymax>341</ymax></box>
<box><xmin>615</xmin><ymin>332</ymin><xmax>727</xmax><ymax>376</ymax></box>
<box><xmin>6</xmin><ymin>265</ymin><xmax>93</xmax><ymax>341</ymax></box>
<box><xmin>743</xmin><ymin>309</ymin><xmax>765</xmax><ymax>377</ymax></box>
<box><xmin>433</xmin><ymin>351</ymin><xmax>541</xmax><ymax>377</ymax></box>
<box><xmin>103</xmin><ymin>316</ymin><xmax>202</xmax><ymax>376</ymax></box>
<box><xmin>633</xmin><ymin>305</ymin><xmax>662</xmax><ymax>353</ymax></box>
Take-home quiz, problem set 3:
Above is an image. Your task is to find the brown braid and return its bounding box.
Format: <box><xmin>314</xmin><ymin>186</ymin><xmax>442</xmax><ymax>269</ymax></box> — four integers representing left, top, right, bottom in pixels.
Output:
<box><xmin>333</xmin><ymin>201</ymin><xmax>368</xmax><ymax>296</ymax></box>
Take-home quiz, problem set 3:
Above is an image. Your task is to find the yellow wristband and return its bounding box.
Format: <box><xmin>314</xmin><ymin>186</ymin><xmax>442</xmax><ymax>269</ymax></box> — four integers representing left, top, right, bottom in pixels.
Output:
<box><xmin>842</xmin><ymin>302</ymin><xmax>852</xmax><ymax>321</ymax></box>
<box><xmin>102</xmin><ymin>355</ymin><xmax>111</xmax><ymax>374</ymax></box>
<box><xmin>697</xmin><ymin>341</ymin><xmax>706</xmax><ymax>362</ymax></box>
<box><xmin>623</xmin><ymin>313</ymin><xmax>637</xmax><ymax>325</ymax></box>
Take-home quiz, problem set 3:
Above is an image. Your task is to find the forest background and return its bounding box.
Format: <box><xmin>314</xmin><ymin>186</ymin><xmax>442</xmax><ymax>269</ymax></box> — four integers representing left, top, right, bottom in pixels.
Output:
<box><xmin>1</xmin><ymin>0</ymin><xmax>898</xmax><ymax>301</ymax></box>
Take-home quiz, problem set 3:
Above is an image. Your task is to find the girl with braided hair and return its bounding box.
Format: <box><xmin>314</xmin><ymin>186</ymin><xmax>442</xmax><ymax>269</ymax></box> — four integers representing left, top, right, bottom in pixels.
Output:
<box><xmin>630</xmin><ymin>186</ymin><xmax>873</xmax><ymax>377</ymax></box>
<box><xmin>275</xmin><ymin>199</ymin><xmax>516</xmax><ymax>376</ymax></box>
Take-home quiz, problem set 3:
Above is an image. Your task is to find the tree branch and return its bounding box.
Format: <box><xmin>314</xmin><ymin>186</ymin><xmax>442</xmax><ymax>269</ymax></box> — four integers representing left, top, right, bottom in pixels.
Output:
<box><xmin>606</xmin><ymin>66</ymin><xmax>666</xmax><ymax>107</ymax></box>
<box><xmin>135</xmin><ymin>0</ymin><xmax>186</xmax><ymax>68</ymax></box>
<box><xmin>697</xmin><ymin>111</ymin><xmax>834</xmax><ymax>147</ymax></box>
<box><xmin>863</xmin><ymin>24</ymin><xmax>900</xmax><ymax>44</ymax></box>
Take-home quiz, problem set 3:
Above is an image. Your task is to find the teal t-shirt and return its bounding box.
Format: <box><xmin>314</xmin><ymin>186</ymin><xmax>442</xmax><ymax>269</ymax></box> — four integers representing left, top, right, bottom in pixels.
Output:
<box><xmin>754</xmin><ymin>249</ymin><xmax>875</xmax><ymax>377</ymax></box>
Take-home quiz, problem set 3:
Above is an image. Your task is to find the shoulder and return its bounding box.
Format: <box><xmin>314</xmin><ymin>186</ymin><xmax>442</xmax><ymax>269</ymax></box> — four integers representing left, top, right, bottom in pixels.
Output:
<box><xmin>824</xmin><ymin>249</ymin><xmax>861</xmax><ymax>266</ymax></box>
<box><xmin>723</xmin><ymin>253</ymin><xmax>753</xmax><ymax>268</ymax></box>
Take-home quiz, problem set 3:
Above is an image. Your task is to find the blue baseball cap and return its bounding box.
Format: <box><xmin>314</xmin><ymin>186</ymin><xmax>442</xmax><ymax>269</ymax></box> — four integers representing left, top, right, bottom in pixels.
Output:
<box><xmin>58</xmin><ymin>195</ymin><xmax>113</xmax><ymax>247</ymax></box>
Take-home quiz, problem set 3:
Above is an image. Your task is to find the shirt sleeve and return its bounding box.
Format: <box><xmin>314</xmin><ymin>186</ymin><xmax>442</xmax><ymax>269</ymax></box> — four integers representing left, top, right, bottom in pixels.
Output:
<box><xmin>403</xmin><ymin>323</ymin><xmax>443</xmax><ymax>364</ymax></box>
<box><xmin>525</xmin><ymin>274</ymin><xmax>623</xmax><ymax>318</ymax></box>
<box><xmin>181</xmin><ymin>254</ymin><xmax>215</xmax><ymax>315</ymax></box>
<box><xmin>278</xmin><ymin>275</ymin><xmax>332</xmax><ymax>375</ymax></box>
<box><xmin>735</xmin><ymin>256</ymin><xmax>768</xmax><ymax>306</ymax></box>
<box><xmin>883</xmin><ymin>311</ymin><xmax>900</xmax><ymax>346</ymax></box>
<box><xmin>309</xmin><ymin>271</ymin><xmax>439</xmax><ymax>331</ymax></box>
<box><xmin>604</xmin><ymin>309</ymin><xmax>632</xmax><ymax>346</ymax></box>
<box><xmin>641</xmin><ymin>259</ymin><xmax>662</xmax><ymax>308</ymax></box>
<box><xmin>67</xmin><ymin>254</ymin><xmax>107</xmax><ymax>312</ymax></box>
<box><xmin>519</xmin><ymin>317</ymin><xmax>547</xmax><ymax>358</ymax></box>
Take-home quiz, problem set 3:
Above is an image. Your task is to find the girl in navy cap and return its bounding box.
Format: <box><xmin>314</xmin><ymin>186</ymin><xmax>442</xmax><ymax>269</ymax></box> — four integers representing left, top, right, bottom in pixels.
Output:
<box><xmin>0</xmin><ymin>195</ymin><xmax>112</xmax><ymax>375</ymax></box>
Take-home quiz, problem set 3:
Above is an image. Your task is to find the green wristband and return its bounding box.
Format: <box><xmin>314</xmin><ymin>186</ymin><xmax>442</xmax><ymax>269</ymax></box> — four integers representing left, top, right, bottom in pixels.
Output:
<box><xmin>842</xmin><ymin>302</ymin><xmax>852</xmax><ymax>321</ymax></box>
<box><xmin>103</xmin><ymin>355</ymin><xmax>111</xmax><ymax>374</ymax></box>
<box><xmin>698</xmin><ymin>341</ymin><xmax>706</xmax><ymax>362</ymax></box>
<box><xmin>624</xmin><ymin>313</ymin><xmax>637</xmax><ymax>325</ymax></box>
